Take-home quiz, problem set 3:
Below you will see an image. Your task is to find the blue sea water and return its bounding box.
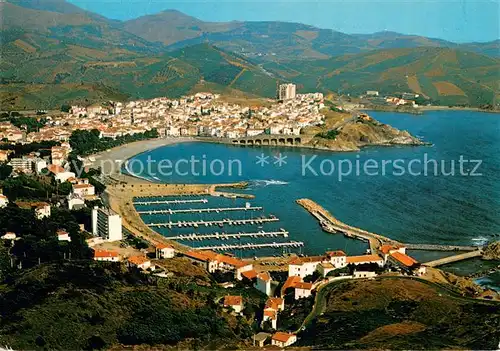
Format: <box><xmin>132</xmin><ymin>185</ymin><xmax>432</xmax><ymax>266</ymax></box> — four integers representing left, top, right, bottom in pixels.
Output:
<box><xmin>127</xmin><ymin>110</ymin><xmax>500</xmax><ymax>286</ymax></box>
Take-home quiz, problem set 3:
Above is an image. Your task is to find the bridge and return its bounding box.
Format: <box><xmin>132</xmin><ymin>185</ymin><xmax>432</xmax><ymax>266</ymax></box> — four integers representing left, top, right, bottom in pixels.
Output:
<box><xmin>208</xmin><ymin>134</ymin><xmax>305</xmax><ymax>146</ymax></box>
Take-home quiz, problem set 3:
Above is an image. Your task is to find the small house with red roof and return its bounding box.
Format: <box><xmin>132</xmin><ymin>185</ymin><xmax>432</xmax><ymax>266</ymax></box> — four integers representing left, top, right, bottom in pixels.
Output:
<box><xmin>223</xmin><ymin>295</ymin><xmax>244</xmax><ymax>314</ymax></box>
<box><xmin>127</xmin><ymin>255</ymin><xmax>153</xmax><ymax>270</ymax></box>
<box><xmin>155</xmin><ymin>243</ymin><xmax>175</xmax><ymax>259</ymax></box>
<box><xmin>93</xmin><ymin>249</ymin><xmax>120</xmax><ymax>262</ymax></box>
<box><xmin>271</xmin><ymin>332</ymin><xmax>297</xmax><ymax>348</ymax></box>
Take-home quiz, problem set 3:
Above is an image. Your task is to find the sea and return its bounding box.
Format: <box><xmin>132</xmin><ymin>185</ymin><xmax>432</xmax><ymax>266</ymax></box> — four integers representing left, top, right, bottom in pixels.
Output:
<box><xmin>126</xmin><ymin>110</ymin><xmax>500</xmax><ymax>289</ymax></box>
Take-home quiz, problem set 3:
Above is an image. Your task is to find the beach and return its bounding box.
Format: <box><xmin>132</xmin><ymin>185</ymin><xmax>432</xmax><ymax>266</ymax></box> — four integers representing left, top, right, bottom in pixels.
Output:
<box><xmin>89</xmin><ymin>137</ymin><xmax>194</xmax><ymax>182</ymax></box>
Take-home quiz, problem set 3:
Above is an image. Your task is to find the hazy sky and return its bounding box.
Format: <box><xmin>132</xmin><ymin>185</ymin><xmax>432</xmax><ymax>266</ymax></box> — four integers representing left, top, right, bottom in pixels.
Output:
<box><xmin>69</xmin><ymin>0</ymin><xmax>499</xmax><ymax>43</ymax></box>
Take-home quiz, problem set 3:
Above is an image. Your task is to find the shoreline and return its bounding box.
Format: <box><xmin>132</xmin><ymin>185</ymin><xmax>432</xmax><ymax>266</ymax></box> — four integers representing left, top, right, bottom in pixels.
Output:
<box><xmin>361</xmin><ymin>106</ymin><xmax>500</xmax><ymax>115</ymax></box>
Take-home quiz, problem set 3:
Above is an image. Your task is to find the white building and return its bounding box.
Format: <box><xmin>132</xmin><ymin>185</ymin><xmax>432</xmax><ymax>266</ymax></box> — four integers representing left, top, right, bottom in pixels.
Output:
<box><xmin>223</xmin><ymin>295</ymin><xmax>244</xmax><ymax>314</ymax></box>
<box><xmin>255</xmin><ymin>272</ymin><xmax>272</xmax><ymax>296</ymax></box>
<box><xmin>92</xmin><ymin>207</ymin><xmax>122</xmax><ymax>242</ymax></box>
<box><xmin>0</xmin><ymin>193</ymin><xmax>8</xmax><ymax>208</ymax></box>
<box><xmin>288</xmin><ymin>251</ymin><xmax>347</xmax><ymax>278</ymax></box>
<box><xmin>57</xmin><ymin>229</ymin><xmax>71</xmax><ymax>242</ymax></box>
<box><xmin>155</xmin><ymin>243</ymin><xmax>175</xmax><ymax>259</ymax></box>
<box><xmin>271</xmin><ymin>332</ymin><xmax>297</xmax><ymax>348</ymax></box>
<box><xmin>93</xmin><ymin>249</ymin><xmax>120</xmax><ymax>262</ymax></box>
<box><xmin>67</xmin><ymin>194</ymin><xmax>85</xmax><ymax>210</ymax></box>
<box><xmin>128</xmin><ymin>255</ymin><xmax>153</xmax><ymax>270</ymax></box>
<box><xmin>72</xmin><ymin>179</ymin><xmax>95</xmax><ymax>197</ymax></box>
<box><xmin>278</xmin><ymin>83</ymin><xmax>297</xmax><ymax>101</ymax></box>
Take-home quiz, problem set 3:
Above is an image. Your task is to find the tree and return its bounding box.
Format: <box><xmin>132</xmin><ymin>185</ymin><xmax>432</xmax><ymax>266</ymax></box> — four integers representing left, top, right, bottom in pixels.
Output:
<box><xmin>0</xmin><ymin>162</ymin><xmax>13</xmax><ymax>180</ymax></box>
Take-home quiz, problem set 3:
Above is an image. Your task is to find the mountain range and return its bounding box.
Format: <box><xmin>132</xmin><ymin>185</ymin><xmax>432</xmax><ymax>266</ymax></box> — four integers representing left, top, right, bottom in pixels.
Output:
<box><xmin>1</xmin><ymin>0</ymin><xmax>498</xmax><ymax>109</ymax></box>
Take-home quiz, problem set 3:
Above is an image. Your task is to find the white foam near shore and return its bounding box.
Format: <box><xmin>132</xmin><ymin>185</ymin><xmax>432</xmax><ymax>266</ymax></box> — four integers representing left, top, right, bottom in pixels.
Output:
<box><xmin>471</xmin><ymin>236</ymin><xmax>489</xmax><ymax>246</ymax></box>
<box><xmin>251</xmin><ymin>179</ymin><xmax>289</xmax><ymax>187</ymax></box>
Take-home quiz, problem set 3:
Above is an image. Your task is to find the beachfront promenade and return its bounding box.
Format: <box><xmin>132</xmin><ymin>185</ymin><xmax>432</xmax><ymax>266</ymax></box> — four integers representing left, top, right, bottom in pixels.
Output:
<box><xmin>296</xmin><ymin>198</ymin><xmax>484</xmax><ymax>257</ymax></box>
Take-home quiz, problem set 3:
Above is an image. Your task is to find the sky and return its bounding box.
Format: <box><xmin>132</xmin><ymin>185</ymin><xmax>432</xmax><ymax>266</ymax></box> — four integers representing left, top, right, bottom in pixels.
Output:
<box><xmin>69</xmin><ymin>0</ymin><xmax>500</xmax><ymax>43</ymax></box>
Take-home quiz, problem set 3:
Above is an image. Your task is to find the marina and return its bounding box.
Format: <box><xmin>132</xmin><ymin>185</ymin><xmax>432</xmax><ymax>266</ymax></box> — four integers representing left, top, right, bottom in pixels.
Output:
<box><xmin>134</xmin><ymin>198</ymin><xmax>209</xmax><ymax>206</ymax></box>
<box><xmin>147</xmin><ymin>215</ymin><xmax>280</xmax><ymax>228</ymax></box>
<box><xmin>194</xmin><ymin>241</ymin><xmax>304</xmax><ymax>251</ymax></box>
<box><xmin>164</xmin><ymin>229</ymin><xmax>289</xmax><ymax>240</ymax></box>
<box><xmin>137</xmin><ymin>205</ymin><xmax>263</xmax><ymax>215</ymax></box>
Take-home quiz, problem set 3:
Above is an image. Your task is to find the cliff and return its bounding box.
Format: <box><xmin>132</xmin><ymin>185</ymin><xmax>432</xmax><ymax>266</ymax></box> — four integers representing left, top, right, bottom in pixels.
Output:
<box><xmin>303</xmin><ymin>111</ymin><xmax>426</xmax><ymax>151</ymax></box>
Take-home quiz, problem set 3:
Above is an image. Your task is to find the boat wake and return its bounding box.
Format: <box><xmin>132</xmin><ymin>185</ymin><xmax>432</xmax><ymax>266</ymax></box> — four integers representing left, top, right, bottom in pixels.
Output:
<box><xmin>471</xmin><ymin>236</ymin><xmax>489</xmax><ymax>246</ymax></box>
<box><xmin>250</xmin><ymin>179</ymin><xmax>289</xmax><ymax>188</ymax></box>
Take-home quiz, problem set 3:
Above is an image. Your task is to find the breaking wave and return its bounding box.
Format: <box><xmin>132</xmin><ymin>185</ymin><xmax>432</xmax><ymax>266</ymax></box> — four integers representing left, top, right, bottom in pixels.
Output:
<box><xmin>250</xmin><ymin>179</ymin><xmax>289</xmax><ymax>187</ymax></box>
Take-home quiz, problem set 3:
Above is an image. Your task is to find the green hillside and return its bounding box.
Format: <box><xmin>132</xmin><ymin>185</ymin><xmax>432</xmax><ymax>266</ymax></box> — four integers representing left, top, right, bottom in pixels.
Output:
<box><xmin>269</xmin><ymin>47</ymin><xmax>500</xmax><ymax>106</ymax></box>
<box><xmin>0</xmin><ymin>0</ymin><xmax>498</xmax><ymax>109</ymax></box>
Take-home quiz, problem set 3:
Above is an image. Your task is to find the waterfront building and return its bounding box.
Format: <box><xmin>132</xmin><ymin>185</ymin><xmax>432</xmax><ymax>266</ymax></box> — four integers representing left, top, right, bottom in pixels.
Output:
<box><xmin>346</xmin><ymin>254</ymin><xmax>384</xmax><ymax>267</ymax></box>
<box><xmin>278</xmin><ymin>83</ymin><xmax>297</xmax><ymax>101</ymax></box>
<box><xmin>288</xmin><ymin>250</ymin><xmax>347</xmax><ymax>278</ymax></box>
<box><xmin>91</xmin><ymin>207</ymin><xmax>123</xmax><ymax>242</ymax></box>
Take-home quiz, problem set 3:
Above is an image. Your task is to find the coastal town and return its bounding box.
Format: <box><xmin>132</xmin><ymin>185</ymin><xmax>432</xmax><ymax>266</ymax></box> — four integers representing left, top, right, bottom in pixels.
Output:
<box><xmin>0</xmin><ymin>85</ymin><xmax>498</xmax><ymax>349</ymax></box>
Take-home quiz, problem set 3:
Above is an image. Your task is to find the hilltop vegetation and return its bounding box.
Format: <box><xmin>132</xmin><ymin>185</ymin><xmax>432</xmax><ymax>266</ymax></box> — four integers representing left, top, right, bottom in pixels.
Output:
<box><xmin>0</xmin><ymin>261</ymin><xmax>259</xmax><ymax>349</ymax></box>
<box><xmin>297</xmin><ymin>278</ymin><xmax>500</xmax><ymax>350</ymax></box>
<box><xmin>0</xmin><ymin>0</ymin><xmax>499</xmax><ymax>109</ymax></box>
<box><xmin>276</xmin><ymin>47</ymin><xmax>500</xmax><ymax>107</ymax></box>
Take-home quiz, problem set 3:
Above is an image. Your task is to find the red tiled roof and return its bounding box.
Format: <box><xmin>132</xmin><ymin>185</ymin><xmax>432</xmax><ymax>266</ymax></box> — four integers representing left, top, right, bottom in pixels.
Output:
<box><xmin>346</xmin><ymin>254</ymin><xmax>382</xmax><ymax>264</ymax></box>
<box><xmin>223</xmin><ymin>295</ymin><xmax>243</xmax><ymax>306</ymax></box>
<box><xmin>281</xmin><ymin>275</ymin><xmax>302</xmax><ymax>295</ymax></box>
<box><xmin>93</xmin><ymin>250</ymin><xmax>118</xmax><ymax>258</ymax></box>
<box><xmin>379</xmin><ymin>244</ymin><xmax>404</xmax><ymax>255</ymax></box>
<box><xmin>257</xmin><ymin>271</ymin><xmax>271</xmax><ymax>282</ymax></box>
<box><xmin>264</xmin><ymin>310</ymin><xmax>277</xmax><ymax>319</ymax></box>
<box><xmin>155</xmin><ymin>243</ymin><xmax>174</xmax><ymax>250</ymax></box>
<box><xmin>47</xmin><ymin>164</ymin><xmax>65</xmax><ymax>174</ymax></box>
<box><xmin>242</xmin><ymin>269</ymin><xmax>258</xmax><ymax>280</ymax></box>
<box><xmin>289</xmin><ymin>255</ymin><xmax>325</xmax><ymax>265</ymax></box>
<box><xmin>326</xmin><ymin>250</ymin><xmax>346</xmax><ymax>257</ymax></box>
<box><xmin>272</xmin><ymin>332</ymin><xmax>295</xmax><ymax>343</ymax></box>
<box><xmin>265</xmin><ymin>297</ymin><xmax>284</xmax><ymax>311</ymax></box>
<box><xmin>391</xmin><ymin>252</ymin><xmax>418</xmax><ymax>267</ymax></box>
<box><xmin>128</xmin><ymin>255</ymin><xmax>149</xmax><ymax>265</ymax></box>
<box><xmin>294</xmin><ymin>282</ymin><xmax>313</xmax><ymax>290</ymax></box>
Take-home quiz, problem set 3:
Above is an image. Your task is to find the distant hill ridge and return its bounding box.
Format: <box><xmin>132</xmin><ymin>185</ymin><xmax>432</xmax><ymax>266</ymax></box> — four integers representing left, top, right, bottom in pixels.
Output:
<box><xmin>0</xmin><ymin>0</ymin><xmax>498</xmax><ymax>109</ymax></box>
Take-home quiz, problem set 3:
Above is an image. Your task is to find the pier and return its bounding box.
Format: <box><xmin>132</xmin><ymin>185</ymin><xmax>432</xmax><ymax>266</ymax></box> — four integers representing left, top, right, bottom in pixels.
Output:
<box><xmin>423</xmin><ymin>249</ymin><xmax>483</xmax><ymax>267</ymax></box>
<box><xmin>194</xmin><ymin>241</ymin><xmax>304</xmax><ymax>251</ymax></box>
<box><xmin>296</xmin><ymin>198</ymin><xmax>483</xmax><ymax>256</ymax></box>
<box><xmin>137</xmin><ymin>206</ymin><xmax>263</xmax><ymax>215</ymax></box>
<box><xmin>134</xmin><ymin>198</ymin><xmax>209</xmax><ymax>206</ymax></box>
<box><xmin>165</xmin><ymin>229</ymin><xmax>289</xmax><ymax>240</ymax></box>
<box><xmin>406</xmin><ymin>243</ymin><xmax>480</xmax><ymax>251</ymax></box>
<box><xmin>297</xmin><ymin>198</ymin><xmax>396</xmax><ymax>251</ymax></box>
<box><xmin>147</xmin><ymin>215</ymin><xmax>279</xmax><ymax>228</ymax></box>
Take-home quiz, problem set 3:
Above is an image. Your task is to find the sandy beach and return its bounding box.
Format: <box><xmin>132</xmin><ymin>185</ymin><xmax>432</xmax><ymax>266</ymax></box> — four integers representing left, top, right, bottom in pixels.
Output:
<box><xmin>89</xmin><ymin>137</ymin><xmax>194</xmax><ymax>179</ymax></box>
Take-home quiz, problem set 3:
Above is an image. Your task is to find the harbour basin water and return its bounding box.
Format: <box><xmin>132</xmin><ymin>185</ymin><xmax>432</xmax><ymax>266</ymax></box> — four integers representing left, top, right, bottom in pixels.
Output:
<box><xmin>126</xmin><ymin>110</ymin><xmax>500</xmax><ymax>286</ymax></box>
